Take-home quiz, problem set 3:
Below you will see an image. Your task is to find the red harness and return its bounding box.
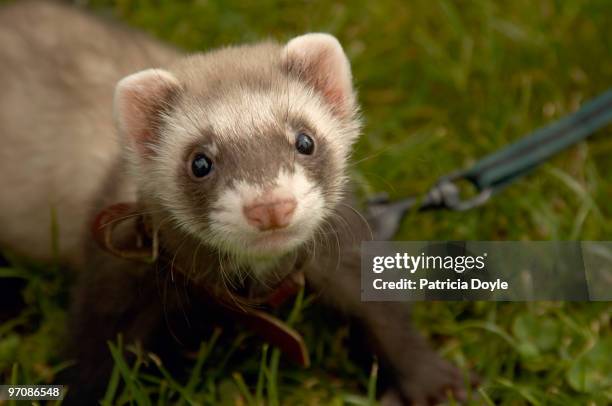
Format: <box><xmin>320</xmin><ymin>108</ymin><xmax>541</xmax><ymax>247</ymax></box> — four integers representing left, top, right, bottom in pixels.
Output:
<box><xmin>92</xmin><ymin>202</ymin><xmax>309</xmax><ymax>366</ymax></box>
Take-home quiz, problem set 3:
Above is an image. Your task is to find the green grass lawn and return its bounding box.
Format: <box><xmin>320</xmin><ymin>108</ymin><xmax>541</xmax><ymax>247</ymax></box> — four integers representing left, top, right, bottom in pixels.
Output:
<box><xmin>1</xmin><ymin>0</ymin><xmax>611</xmax><ymax>404</ymax></box>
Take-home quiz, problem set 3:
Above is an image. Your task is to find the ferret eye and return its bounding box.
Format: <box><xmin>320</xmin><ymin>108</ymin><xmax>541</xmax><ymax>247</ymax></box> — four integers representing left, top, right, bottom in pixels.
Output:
<box><xmin>191</xmin><ymin>153</ymin><xmax>213</xmax><ymax>178</ymax></box>
<box><xmin>295</xmin><ymin>132</ymin><xmax>314</xmax><ymax>155</ymax></box>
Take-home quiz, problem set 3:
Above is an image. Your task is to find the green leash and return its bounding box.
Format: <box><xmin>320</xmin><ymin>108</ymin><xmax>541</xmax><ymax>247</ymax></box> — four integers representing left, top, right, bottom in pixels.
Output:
<box><xmin>368</xmin><ymin>89</ymin><xmax>612</xmax><ymax>239</ymax></box>
<box><xmin>462</xmin><ymin>89</ymin><xmax>612</xmax><ymax>193</ymax></box>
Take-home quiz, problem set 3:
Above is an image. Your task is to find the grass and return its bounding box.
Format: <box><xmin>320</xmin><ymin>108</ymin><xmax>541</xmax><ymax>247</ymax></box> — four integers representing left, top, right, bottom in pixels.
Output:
<box><xmin>1</xmin><ymin>0</ymin><xmax>611</xmax><ymax>404</ymax></box>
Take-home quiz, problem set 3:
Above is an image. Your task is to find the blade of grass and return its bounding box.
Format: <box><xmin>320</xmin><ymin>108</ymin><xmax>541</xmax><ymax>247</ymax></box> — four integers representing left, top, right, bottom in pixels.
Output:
<box><xmin>179</xmin><ymin>328</ymin><xmax>221</xmax><ymax>406</ymax></box>
<box><xmin>102</xmin><ymin>360</ymin><xmax>121</xmax><ymax>406</ymax></box>
<box><xmin>232</xmin><ymin>372</ymin><xmax>255</xmax><ymax>405</ymax></box>
<box><xmin>266</xmin><ymin>348</ymin><xmax>281</xmax><ymax>406</ymax></box>
<box><xmin>367</xmin><ymin>358</ymin><xmax>378</xmax><ymax>405</ymax></box>
<box><xmin>107</xmin><ymin>339</ymin><xmax>151</xmax><ymax>406</ymax></box>
<box><xmin>0</xmin><ymin>268</ymin><xmax>29</xmax><ymax>279</ymax></box>
<box><xmin>147</xmin><ymin>352</ymin><xmax>196</xmax><ymax>404</ymax></box>
<box><xmin>255</xmin><ymin>344</ymin><xmax>268</xmax><ymax>405</ymax></box>
<box><xmin>9</xmin><ymin>363</ymin><xmax>18</xmax><ymax>406</ymax></box>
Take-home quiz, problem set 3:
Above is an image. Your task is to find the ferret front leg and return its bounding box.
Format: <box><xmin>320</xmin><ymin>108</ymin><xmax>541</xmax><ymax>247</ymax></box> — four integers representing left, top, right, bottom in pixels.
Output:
<box><xmin>358</xmin><ymin>302</ymin><xmax>467</xmax><ymax>405</ymax></box>
<box><xmin>65</xmin><ymin>257</ymin><xmax>165</xmax><ymax>405</ymax></box>
<box><xmin>305</xmin><ymin>246</ymin><xmax>468</xmax><ymax>405</ymax></box>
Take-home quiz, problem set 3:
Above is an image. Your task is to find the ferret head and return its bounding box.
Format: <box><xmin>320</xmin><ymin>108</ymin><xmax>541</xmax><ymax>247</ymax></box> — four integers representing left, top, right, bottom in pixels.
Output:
<box><xmin>114</xmin><ymin>33</ymin><xmax>360</xmax><ymax>265</ymax></box>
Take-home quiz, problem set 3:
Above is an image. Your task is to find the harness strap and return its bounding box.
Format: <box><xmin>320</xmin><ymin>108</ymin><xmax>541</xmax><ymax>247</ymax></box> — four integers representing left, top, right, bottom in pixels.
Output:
<box><xmin>91</xmin><ymin>202</ymin><xmax>310</xmax><ymax>367</ymax></box>
<box><xmin>91</xmin><ymin>202</ymin><xmax>158</xmax><ymax>262</ymax></box>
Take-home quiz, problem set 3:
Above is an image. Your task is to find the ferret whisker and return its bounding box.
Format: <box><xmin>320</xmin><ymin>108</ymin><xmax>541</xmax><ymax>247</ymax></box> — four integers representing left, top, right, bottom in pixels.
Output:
<box><xmin>347</xmin><ymin>147</ymin><xmax>391</xmax><ymax>167</ymax></box>
<box><xmin>324</xmin><ymin>219</ymin><xmax>342</xmax><ymax>277</ymax></box>
<box><xmin>353</xmin><ymin>170</ymin><xmax>398</xmax><ymax>195</ymax></box>
<box><xmin>306</xmin><ymin>221</ymin><xmax>338</xmax><ymax>302</ymax></box>
<box><xmin>169</xmin><ymin>229</ymin><xmax>191</xmax><ymax>274</ymax></box>
<box><xmin>228</xmin><ymin>248</ymin><xmax>246</xmax><ymax>286</ymax></box>
<box><xmin>338</xmin><ymin>202</ymin><xmax>373</xmax><ymax>241</ymax></box>
<box><xmin>162</xmin><ymin>262</ymin><xmax>184</xmax><ymax>346</ymax></box>
<box><xmin>216</xmin><ymin>250</ymin><xmax>233</xmax><ymax>293</ymax></box>
<box><xmin>167</xmin><ymin>231</ymin><xmax>194</xmax><ymax>329</ymax></box>
<box><xmin>306</xmin><ymin>233</ymin><xmax>317</xmax><ymax>260</ymax></box>
<box><xmin>96</xmin><ymin>208</ymin><xmax>168</xmax><ymax>228</ymax></box>
<box><xmin>219</xmin><ymin>245</ymin><xmax>244</xmax><ymax>292</ymax></box>
<box><xmin>328</xmin><ymin>211</ymin><xmax>356</xmax><ymax>245</ymax></box>
<box><xmin>217</xmin><ymin>251</ymin><xmax>252</xmax><ymax>312</ymax></box>
<box><xmin>187</xmin><ymin>238</ymin><xmax>205</xmax><ymax>293</ymax></box>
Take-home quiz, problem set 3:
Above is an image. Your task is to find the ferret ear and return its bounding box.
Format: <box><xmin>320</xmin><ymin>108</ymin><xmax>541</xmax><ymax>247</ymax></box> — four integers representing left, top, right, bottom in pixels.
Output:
<box><xmin>114</xmin><ymin>68</ymin><xmax>180</xmax><ymax>156</ymax></box>
<box><xmin>282</xmin><ymin>33</ymin><xmax>355</xmax><ymax>119</ymax></box>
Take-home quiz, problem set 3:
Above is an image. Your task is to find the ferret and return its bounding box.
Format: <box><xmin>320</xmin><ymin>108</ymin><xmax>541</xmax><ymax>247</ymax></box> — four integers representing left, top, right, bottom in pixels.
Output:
<box><xmin>0</xmin><ymin>1</ymin><xmax>468</xmax><ymax>404</ymax></box>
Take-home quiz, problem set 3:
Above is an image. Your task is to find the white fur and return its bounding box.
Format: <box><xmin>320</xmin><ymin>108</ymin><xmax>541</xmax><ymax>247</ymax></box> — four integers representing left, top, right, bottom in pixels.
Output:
<box><xmin>207</xmin><ymin>164</ymin><xmax>325</xmax><ymax>258</ymax></box>
<box><xmin>207</xmin><ymin>141</ymin><xmax>219</xmax><ymax>157</ymax></box>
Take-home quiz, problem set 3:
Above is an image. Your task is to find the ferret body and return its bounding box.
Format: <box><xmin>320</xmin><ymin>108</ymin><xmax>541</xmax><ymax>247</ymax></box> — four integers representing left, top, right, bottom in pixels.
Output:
<box><xmin>0</xmin><ymin>2</ymin><xmax>466</xmax><ymax>404</ymax></box>
<box><xmin>0</xmin><ymin>1</ymin><xmax>180</xmax><ymax>267</ymax></box>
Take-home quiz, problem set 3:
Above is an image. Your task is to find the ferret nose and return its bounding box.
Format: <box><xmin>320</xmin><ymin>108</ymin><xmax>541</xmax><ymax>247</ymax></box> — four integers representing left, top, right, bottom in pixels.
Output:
<box><xmin>243</xmin><ymin>198</ymin><xmax>297</xmax><ymax>231</ymax></box>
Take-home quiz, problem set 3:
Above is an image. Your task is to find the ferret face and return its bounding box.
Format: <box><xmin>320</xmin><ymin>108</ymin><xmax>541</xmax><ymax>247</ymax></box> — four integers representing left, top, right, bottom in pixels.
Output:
<box><xmin>115</xmin><ymin>34</ymin><xmax>360</xmax><ymax>264</ymax></box>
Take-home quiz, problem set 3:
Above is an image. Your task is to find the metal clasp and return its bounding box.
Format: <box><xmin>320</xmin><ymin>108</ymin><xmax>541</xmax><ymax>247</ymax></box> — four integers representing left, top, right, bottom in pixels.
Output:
<box><xmin>426</xmin><ymin>171</ymin><xmax>493</xmax><ymax>211</ymax></box>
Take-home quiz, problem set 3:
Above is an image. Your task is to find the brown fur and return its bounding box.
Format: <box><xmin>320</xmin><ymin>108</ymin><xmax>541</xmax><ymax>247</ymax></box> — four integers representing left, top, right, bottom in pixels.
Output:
<box><xmin>0</xmin><ymin>0</ymin><xmax>179</xmax><ymax>267</ymax></box>
<box><xmin>0</xmin><ymin>2</ymin><xmax>468</xmax><ymax>405</ymax></box>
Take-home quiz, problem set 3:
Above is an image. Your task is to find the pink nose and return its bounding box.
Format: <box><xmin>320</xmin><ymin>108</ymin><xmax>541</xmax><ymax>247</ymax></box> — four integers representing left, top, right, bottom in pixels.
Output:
<box><xmin>243</xmin><ymin>198</ymin><xmax>297</xmax><ymax>231</ymax></box>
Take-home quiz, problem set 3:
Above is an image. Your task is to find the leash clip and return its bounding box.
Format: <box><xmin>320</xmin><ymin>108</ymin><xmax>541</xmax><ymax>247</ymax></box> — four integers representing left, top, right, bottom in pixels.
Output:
<box><xmin>427</xmin><ymin>171</ymin><xmax>492</xmax><ymax>211</ymax></box>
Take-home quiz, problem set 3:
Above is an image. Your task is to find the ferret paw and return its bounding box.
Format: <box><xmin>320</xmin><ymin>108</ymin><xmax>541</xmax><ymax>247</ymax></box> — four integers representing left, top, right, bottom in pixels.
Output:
<box><xmin>387</xmin><ymin>355</ymin><xmax>474</xmax><ymax>405</ymax></box>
